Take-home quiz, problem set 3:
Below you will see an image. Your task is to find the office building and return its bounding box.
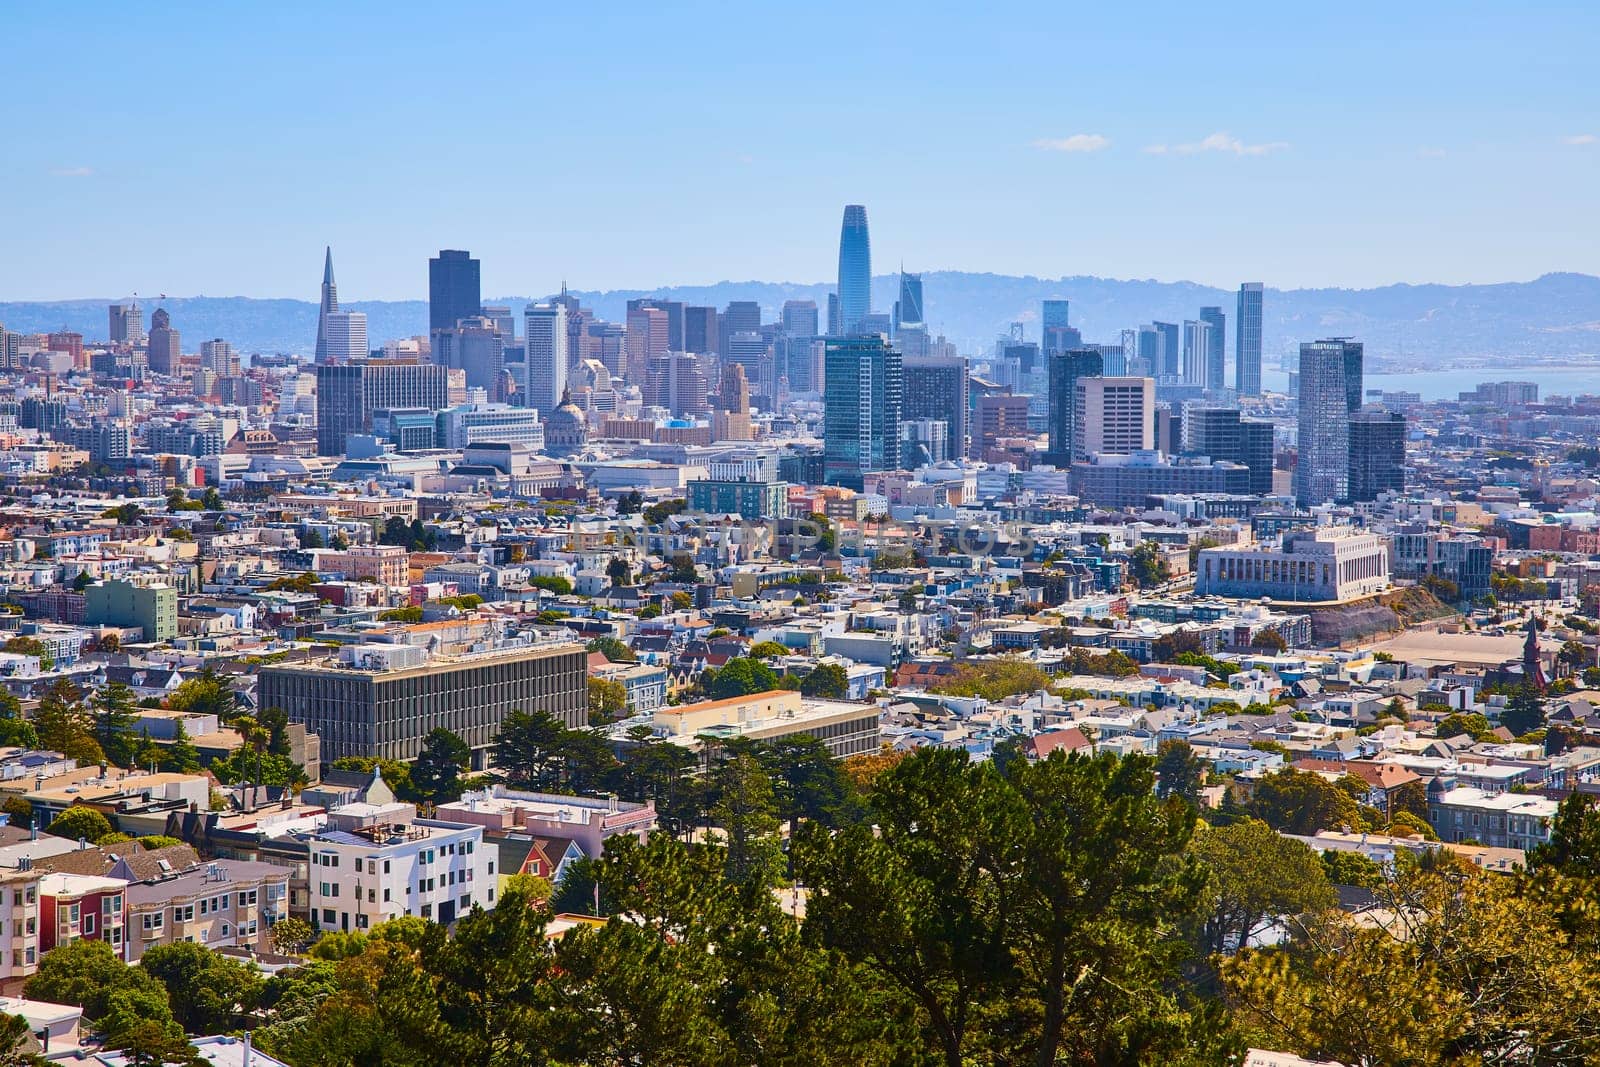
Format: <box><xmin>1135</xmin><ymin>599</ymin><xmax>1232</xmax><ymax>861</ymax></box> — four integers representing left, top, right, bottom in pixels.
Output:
<box><xmin>827</xmin><ymin>292</ymin><xmax>841</xmax><ymax>336</ymax></box>
<box><xmin>782</xmin><ymin>300</ymin><xmax>819</xmax><ymax>338</ymax></box>
<box><xmin>199</xmin><ymin>338</ymin><xmax>239</xmax><ymax>377</ymax></box>
<box><xmin>146</xmin><ymin>308</ymin><xmax>180</xmax><ymax>375</ymax></box>
<box><xmin>1091</xmin><ymin>343</ymin><xmax>1128</xmax><ymax>376</ymax></box>
<box><xmin>1236</xmin><ymin>283</ymin><xmax>1263</xmax><ymax>395</ymax></box>
<box><xmin>84</xmin><ymin>579</ymin><xmax>177</xmax><ymax>642</ymax></box>
<box><xmin>1348</xmin><ymin>407</ymin><xmax>1406</xmax><ymax>502</ymax></box>
<box><xmin>316</xmin><ymin>360</ymin><xmax>449</xmax><ymax>456</ymax></box>
<box><xmin>1042</xmin><ymin>299</ymin><xmax>1082</xmax><ymax>356</ymax></box>
<box><xmin>719</xmin><ymin>300</ymin><xmax>760</xmax><ymax>361</ymax></box>
<box><xmin>974</xmin><ymin>394</ymin><xmax>1031</xmax><ymax>457</ymax></box>
<box><xmin>522</xmin><ymin>303</ymin><xmax>569</xmax><ymax>416</ymax></box>
<box><xmin>1071</xmin><ymin>452</ymin><xmax>1250</xmax><ymax>509</ymax></box>
<box><xmin>837</xmin><ymin>204</ymin><xmax>872</xmax><ymax>335</ymax></box>
<box><xmin>683</xmin><ymin>306</ymin><xmax>718</xmax><ymax>355</ymax></box>
<box><xmin>479</xmin><ymin>304</ymin><xmax>515</xmax><ymax>340</ymax></box>
<box><xmin>1295</xmin><ymin>338</ymin><xmax>1362</xmax><ymax>505</ymax></box>
<box><xmin>315</xmin><ymin>246</ymin><xmax>339</xmax><ymax>363</ymax></box>
<box><xmin>643</xmin><ymin>351</ymin><xmax>710</xmax><ymax>417</ymax></box>
<box><xmin>324</xmin><ymin>311</ymin><xmax>368</xmax><ymax>363</ymax></box>
<box><xmin>902</xmin><ymin>355</ymin><xmax>969</xmax><ymax>463</ymax></box>
<box><xmin>823</xmin><ymin>334</ymin><xmax>902</xmax><ymax>489</ymax></box>
<box><xmin>1046</xmin><ymin>349</ymin><xmax>1104</xmax><ymax>461</ymax></box>
<box><xmin>436</xmin><ymin>403</ymin><xmax>546</xmax><ymax>451</ymax></box>
<box><xmin>1074</xmin><ymin>376</ymin><xmax>1154</xmax><ymax>460</ymax></box>
<box><xmin>1199</xmin><ymin>306</ymin><xmax>1226</xmax><ymax>391</ymax></box>
<box><xmin>109</xmin><ymin>302</ymin><xmax>144</xmax><ymax>346</ymax></box>
<box><xmin>1182</xmin><ymin>407</ymin><xmax>1274</xmax><ymax>495</ymax></box>
<box><xmin>723</xmin><ymin>330</ymin><xmax>770</xmax><ymax>402</ymax></box>
<box><xmin>1196</xmin><ymin>528</ymin><xmax>1391</xmax><ymax>602</ymax></box>
<box><xmin>429</xmin><ymin>250</ymin><xmax>482</xmax><ymax>335</ymax></box>
<box><xmin>259</xmin><ymin>639</ymin><xmax>587</xmax><ymax>763</ymax></box>
<box><xmin>1153</xmin><ymin>322</ymin><xmax>1180</xmax><ymax>378</ymax></box>
<box><xmin>627</xmin><ymin>298</ymin><xmax>684</xmax><ymax>351</ymax></box>
<box><xmin>639</xmin><ymin>689</ymin><xmax>881</xmax><ymax>758</ymax></box>
<box><xmin>435</xmin><ymin>316</ymin><xmax>506</xmax><ymax>400</ymax></box>
<box><xmin>625</xmin><ymin>305</ymin><xmax>670</xmax><ymax>383</ymax></box>
<box><xmin>1181</xmin><ymin>320</ymin><xmax>1213</xmax><ymax>387</ymax></box>
<box><xmin>894</xmin><ymin>272</ymin><xmax>924</xmax><ymax>331</ymax></box>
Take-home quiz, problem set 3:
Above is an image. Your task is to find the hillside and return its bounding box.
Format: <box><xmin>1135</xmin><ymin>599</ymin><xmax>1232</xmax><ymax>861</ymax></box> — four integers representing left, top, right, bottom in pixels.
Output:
<box><xmin>4</xmin><ymin>271</ymin><xmax>1599</xmax><ymax>363</ymax></box>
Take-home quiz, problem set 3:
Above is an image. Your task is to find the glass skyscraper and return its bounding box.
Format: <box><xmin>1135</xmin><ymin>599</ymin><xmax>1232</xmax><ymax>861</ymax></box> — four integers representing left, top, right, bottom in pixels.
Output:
<box><xmin>894</xmin><ymin>271</ymin><xmax>924</xmax><ymax>330</ymax></box>
<box><xmin>823</xmin><ymin>335</ymin><xmax>901</xmax><ymax>489</ymax></box>
<box><xmin>429</xmin><ymin>250</ymin><xmax>482</xmax><ymax>334</ymax></box>
<box><xmin>1199</xmin><ymin>306</ymin><xmax>1226</xmax><ymax>391</ymax></box>
<box><xmin>837</xmin><ymin>205</ymin><xmax>871</xmax><ymax>335</ymax></box>
<box><xmin>1042</xmin><ymin>299</ymin><xmax>1077</xmax><ymax>356</ymax></box>
<box><xmin>1295</xmin><ymin>338</ymin><xmax>1363</xmax><ymax>505</ymax></box>
<box><xmin>1046</xmin><ymin>348</ymin><xmax>1103</xmax><ymax>462</ymax></box>
<box><xmin>1235</xmin><ymin>283</ymin><xmax>1263</xmax><ymax>395</ymax></box>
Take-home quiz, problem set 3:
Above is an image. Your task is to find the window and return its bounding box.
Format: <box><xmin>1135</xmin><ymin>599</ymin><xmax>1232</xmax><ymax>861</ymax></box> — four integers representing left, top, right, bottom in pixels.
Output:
<box><xmin>23</xmin><ymin>947</ymin><xmax>32</xmax><ymax>965</ymax></box>
<box><xmin>322</xmin><ymin>909</ymin><xmax>336</xmax><ymax>925</ymax></box>
<box><xmin>319</xmin><ymin>882</ymin><xmax>332</xmax><ymax>897</ymax></box>
<box><xmin>240</xmin><ymin>890</ymin><xmax>257</xmax><ymax>907</ymax></box>
<box><xmin>67</xmin><ymin>903</ymin><xmax>79</xmax><ymax>925</ymax></box>
<box><xmin>174</xmin><ymin>905</ymin><xmax>194</xmax><ymax>923</ymax></box>
<box><xmin>368</xmin><ymin>860</ymin><xmax>377</xmax><ymax>875</ymax></box>
<box><xmin>83</xmin><ymin>914</ymin><xmax>95</xmax><ymax>935</ymax></box>
<box><xmin>24</xmin><ymin>889</ymin><xmax>34</xmax><ymax>905</ymax></box>
<box><xmin>143</xmin><ymin>913</ymin><xmax>164</xmax><ymax>931</ymax></box>
<box><xmin>383</xmin><ymin>888</ymin><xmax>391</xmax><ymax>902</ymax></box>
<box><xmin>199</xmin><ymin>899</ymin><xmax>209</xmax><ymax>916</ymax></box>
<box><xmin>383</xmin><ymin>860</ymin><xmax>391</xmax><ymax>874</ymax></box>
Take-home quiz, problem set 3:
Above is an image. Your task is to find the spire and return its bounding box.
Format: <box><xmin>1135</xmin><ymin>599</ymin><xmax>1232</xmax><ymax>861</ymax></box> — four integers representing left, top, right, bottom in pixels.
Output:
<box><xmin>323</xmin><ymin>246</ymin><xmax>335</xmax><ymax>286</ymax></box>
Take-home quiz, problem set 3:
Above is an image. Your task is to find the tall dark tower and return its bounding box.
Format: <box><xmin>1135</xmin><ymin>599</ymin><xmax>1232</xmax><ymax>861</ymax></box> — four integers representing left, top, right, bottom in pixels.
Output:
<box><xmin>315</xmin><ymin>246</ymin><xmax>339</xmax><ymax>363</ymax></box>
<box><xmin>429</xmin><ymin>249</ymin><xmax>482</xmax><ymax>334</ymax></box>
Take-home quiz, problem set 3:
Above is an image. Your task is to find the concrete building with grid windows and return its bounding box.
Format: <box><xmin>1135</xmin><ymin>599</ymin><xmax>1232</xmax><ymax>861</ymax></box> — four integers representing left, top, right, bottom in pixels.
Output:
<box><xmin>258</xmin><ymin>639</ymin><xmax>586</xmax><ymax>765</ymax></box>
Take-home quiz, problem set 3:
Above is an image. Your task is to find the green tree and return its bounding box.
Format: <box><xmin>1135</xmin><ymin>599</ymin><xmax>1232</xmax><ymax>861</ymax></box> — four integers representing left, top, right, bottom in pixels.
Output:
<box><xmin>1128</xmin><ymin>540</ymin><xmax>1171</xmax><ymax>589</ymax></box>
<box><xmin>490</xmin><ymin>710</ymin><xmax>573</xmax><ymax>792</ymax></box>
<box><xmin>1</xmin><ymin>637</ymin><xmax>51</xmax><ymax>671</ymax></box>
<box><xmin>1155</xmin><ymin>738</ymin><xmax>1207</xmax><ymax>803</ymax></box>
<box><xmin>799</xmin><ymin>661</ymin><xmax>850</xmax><ymax>699</ymax></box>
<box><xmin>0</xmin><ymin>797</ymin><xmax>33</xmax><ymax>830</ymax></box>
<box><xmin>748</xmin><ymin>640</ymin><xmax>789</xmax><ymax>659</ymax></box>
<box><xmin>167</xmin><ymin>666</ymin><xmax>236</xmax><ymax>718</ymax></box>
<box><xmin>411</xmin><ymin>728</ymin><xmax>470</xmax><ymax>806</ymax></box>
<box><xmin>1250</xmin><ymin>627</ymin><xmax>1288</xmax><ymax>652</ymax></box>
<box><xmin>710</xmin><ymin>754</ymin><xmax>784</xmax><ymax>889</ymax></box>
<box><xmin>585</xmin><ymin>636</ymin><xmax>635</xmax><ymax>663</ymax></box>
<box><xmin>300</xmin><ymin>528</ymin><xmax>325</xmax><ymax>549</ymax></box>
<box><xmin>34</xmin><ymin>679</ymin><xmax>102</xmax><ymax>765</ymax></box>
<box><xmin>1528</xmin><ymin>792</ymin><xmax>1600</xmax><ymax>878</ymax></box>
<box><xmin>1321</xmin><ymin>848</ymin><xmax>1384</xmax><ymax>888</ymax></box>
<box><xmin>606</xmin><ymin>557</ymin><xmax>633</xmax><ymax>587</ymax></box>
<box><xmin>1501</xmin><ymin>683</ymin><xmax>1546</xmax><ymax>737</ymax></box>
<box><xmin>0</xmin><ymin>690</ymin><xmax>37</xmax><ymax>750</ymax></box>
<box><xmin>46</xmin><ymin>806</ymin><xmax>114</xmax><ymax>843</ymax></box>
<box><xmin>139</xmin><ymin>941</ymin><xmax>264</xmax><ymax>1034</ymax></box>
<box><xmin>161</xmin><ymin>719</ymin><xmax>202</xmax><ymax>774</ymax></box>
<box><xmin>1245</xmin><ymin>767</ymin><xmax>1365</xmax><ymax>835</ymax></box>
<box><xmin>758</xmin><ymin>734</ymin><xmax>853</xmax><ymax>835</ymax></box>
<box><xmin>0</xmin><ymin>1012</ymin><xmax>43</xmax><ymax>1067</ymax></box>
<box><xmin>1189</xmin><ymin>818</ymin><xmax>1335</xmax><ymax>960</ymax></box>
<box><xmin>587</xmin><ymin>676</ymin><xmax>628</xmax><ymax>725</ymax></box>
<box><xmin>706</xmin><ymin>657</ymin><xmax>780</xmax><ymax>700</ymax></box>
<box><xmin>201</xmin><ymin>485</ymin><xmax>225</xmax><ymax>511</ymax></box>
<box><xmin>90</xmin><ymin>681</ymin><xmax>139</xmax><ymax>767</ymax></box>
<box><xmin>269</xmin><ymin>916</ymin><xmax>314</xmax><ymax>956</ymax></box>
<box><xmin>930</xmin><ymin>656</ymin><xmax>1050</xmax><ymax>701</ymax></box>
<box><xmin>1435</xmin><ymin>711</ymin><xmax>1495</xmax><ymax>742</ymax></box>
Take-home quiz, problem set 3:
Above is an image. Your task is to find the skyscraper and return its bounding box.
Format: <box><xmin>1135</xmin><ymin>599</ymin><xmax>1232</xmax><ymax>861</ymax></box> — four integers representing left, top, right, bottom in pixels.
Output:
<box><xmin>429</xmin><ymin>250</ymin><xmax>482</xmax><ymax>335</ymax></box>
<box><xmin>316</xmin><ymin>360</ymin><xmax>449</xmax><ymax>456</ymax></box>
<box><xmin>1295</xmin><ymin>338</ymin><xmax>1363</xmax><ymax>505</ymax></box>
<box><xmin>147</xmin><ymin>308</ymin><xmax>179</xmax><ymax>374</ymax></box>
<box><xmin>1042</xmin><ymin>299</ymin><xmax>1076</xmax><ymax>356</ymax></box>
<box><xmin>826</xmin><ymin>292</ymin><xmax>841</xmax><ymax>336</ymax></box>
<box><xmin>781</xmin><ymin>300</ymin><xmax>819</xmax><ymax>338</ymax></box>
<box><xmin>1348</xmin><ymin>407</ymin><xmax>1406</xmax><ymax>502</ymax></box>
<box><xmin>1236</xmin><ymin>283</ymin><xmax>1263</xmax><ymax>395</ymax></box>
<box><xmin>1073</xmin><ymin>377</ymin><xmax>1155</xmax><ymax>460</ymax></box>
<box><xmin>625</xmin><ymin>305</ymin><xmax>670</xmax><ymax>383</ymax></box>
<box><xmin>625</xmin><ymin>298</ymin><xmax>685</xmax><ymax>352</ymax></box>
<box><xmin>823</xmin><ymin>335</ymin><xmax>901</xmax><ymax>489</ymax></box>
<box><xmin>902</xmin><ymin>355</ymin><xmax>968</xmax><ymax>462</ymax></box>
<box><xmin>1182</xmin><ymin>320</ymin><xmax>1212</xmax><ymax>387</ymax></box>
<box><xmin>683</xmin><ymin>306</ymin><xmax>718</xmax><ymax>355</ymax></box>
<box><xmin>200</xmin><ymin>338</ymin><xmax>239</xmax><ymax>376</ymax></box>
<box><xmin>109</xmin><ymin>303</ymin><xmax>144</xmax><ymax>346</ymax></box>
<box><xmin>719</xmin><ymin>301</ymin><xmax>760</xmax><ymax>359</ymax></box>
<box><xmin>1153</xmin><ymin>322</ymin><xmax>1180</xmax><ymax>379</ymax></box>
<box><xmin>1199</xmin><ymin>306</ymin><xmax>1226</xmax><ymax>391</ymax></box>
<box><xmin>1182</xmin><ymin>406</ymin><xmax>1274</xmax><ymax>494</ymax></box>
<box><xmin>894</xmin><ymin>272</ymin><xmax>924</xmax><ymax>331</ymax></box>
<box><xmin>1046</xmin><ymin>349</ymin><xmax>1104</xmax><ymax>462</ymax></box>
<box><xmin>837</xmin><ymin>205</ymin><xmax>871</xmax><ymax>335</ymax></box>
<box><xmin>523</xmin><ymin>303</ymin><xmax>569</xmax><ymax>416</ymax></box>
<box><xmin>437</xmin><ymin>316</ymin><xmax>506</xmax><ymax>400</ymax></box>
<box><xmin>315</xmin><ymin>246</ymin><xmax>338</xmax><ymax>363</ymax></box>
<box><xmin>325</xmin><ymin>311</ymin><xmax>369</xmax><ymax>363</ymax></box>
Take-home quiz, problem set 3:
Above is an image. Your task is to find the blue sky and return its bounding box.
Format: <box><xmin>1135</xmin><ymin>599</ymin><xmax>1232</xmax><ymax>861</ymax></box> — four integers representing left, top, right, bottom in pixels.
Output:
<box><xmin>3</xmin><ymin>1</ymin><xmax>1597</xmax><ymax>301</ymax></box>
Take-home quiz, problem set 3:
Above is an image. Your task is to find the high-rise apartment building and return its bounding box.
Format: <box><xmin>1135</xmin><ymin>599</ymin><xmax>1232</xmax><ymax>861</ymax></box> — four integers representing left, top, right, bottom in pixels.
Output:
<box><xmin>1073</xmin><ymin>377</ymin><xmax>1155</xmax><ymax>460</ymax></box>
<box><xmin>902</xmin><ymin>355</ymin><xmax>969</xmax><ymax>462</ymax></box>
<box><xmin>643</xmin><ymin>351</ymin><xmax>710</xmax><ymax>417</ymax></box>
<box><xmin>1236</xmin><ymin>283</ymin><xmax>1263</xmax><ymax>395</ymax></box>
<box><xmin>325</xmin><ymin>311</ymin><xmax>369</xmax><ymax>363</ymax></box>
<box><xmin>837</xmin><ymin>205</ymin><xmax>872</xmax><ymax>335</ymax></box>
<box><xmin>146</xmin><ymin>308</ymin><xmax>180</xmax><ymax>374</ymax></box>
<box><xmin>781</xmin><ymin>300</ymin><xmax>819</xmax><ymax>338</ymax></box>
<box><xmin>1182</xmin><ymin>320</ymin><xmax>1213</xmax><ymax>387</ymax></box>
<box><xmin>522</xmin><ymin>303</ymin><xmax>569</xmax><ymax>416</ymax></box>
<box><xmin>1046</xmin><ymin>349</ymin><xmax>1104</xmax><ymax>462</ymax></box>
<box><xmin>1348</xmin><ymin>407</ymin><xmax>1406</xmax><ymax>502</ymax></box>
<box><xmin>200</xmin><ymin>338</ymin><xmax>240</xmax><ymax>377</ymax></box>
<box><xmin>316</xmin><ymin>360</ymin><xmax>449</xmax><ymax>456</ymax></box>
<box><xmin>1153</xmin><ymin>322</ymin><xmax>1180</xmax><ymax>378</ymax></box>
<box><xmin>429</xmin><ymin>250</ymin><xmax>482</xmax><ymax>335</ymax></box>
<box><xmin>109</xmin><ymin>302</ymin><xmax>144</xmax><ymax>346</ymax></box>
<box><xmin>894</xmin><ymin>272</ymin><xmax>924</xmax><ymax>331</ymax></box>
<box><xmin>1295</xmin><ymin>338</ymin><xmax>1363</xmax><ymax>505</ymax></box>
<box><xmin>823</xmin><ymin>335</ymin><xmax>901</xmax><ymax>489</ymax></box>
<box><xmin>315</xmin><ymin>246</ymin><xmax>339</xmax><ymax>363</ymax></box>
<box><xmin>1199</xmin><ymin>306</ymin><xmax>1226</xmax><ymax>391</ymax></box>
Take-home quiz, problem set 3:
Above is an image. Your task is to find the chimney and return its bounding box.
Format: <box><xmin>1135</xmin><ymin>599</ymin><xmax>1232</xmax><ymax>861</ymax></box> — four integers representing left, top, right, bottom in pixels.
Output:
<box><xmin>29</xmin><ymin>824</ymin><xmax>37</xmax><ymax>842</ymax></box>
<box><xmin>76</xmin><ymin>837</ymin><xmax>87</xmax><ymax>850</ymax></box>
<box><xmin>242</xmin><ymin>1031</ymin><xmax>252</xmax><ymax>1067</ymax></box>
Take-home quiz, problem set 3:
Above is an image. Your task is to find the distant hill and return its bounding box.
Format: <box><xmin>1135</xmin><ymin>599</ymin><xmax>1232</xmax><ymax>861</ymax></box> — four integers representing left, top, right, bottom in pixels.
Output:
<box><xmin>5</xmin><ymin>271</ymin><xmax>1598</xmax><ymax>368</ymax></box>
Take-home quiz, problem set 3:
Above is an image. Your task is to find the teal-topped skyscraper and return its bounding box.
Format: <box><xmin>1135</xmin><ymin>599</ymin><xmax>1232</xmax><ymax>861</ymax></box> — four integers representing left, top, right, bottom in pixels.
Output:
<box><xmin>823</xmin><ymin>335</ymin><xmax>901</xmax><ymax>489</ymax></box>
<box><xmin>314</xmin><ymin>246</ymin><xmax>338</xmax><ymax>363</ymax></box>
<box><xmin>837</xmin><ymin>205</ymin><xmax>871</xmax><ymax>335</ymax></box>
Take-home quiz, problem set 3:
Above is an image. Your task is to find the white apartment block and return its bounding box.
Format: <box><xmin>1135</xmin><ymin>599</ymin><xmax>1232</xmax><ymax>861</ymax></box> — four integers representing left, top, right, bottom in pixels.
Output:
<box><xmin>0</xmin><ymin>869</ymin><xmax>41</xmax><ymax>983</ymax></box>
<box><xmin>306</xmin><ymin>803</ymin><xmax>494</xmax><ymax>933</ymax></box>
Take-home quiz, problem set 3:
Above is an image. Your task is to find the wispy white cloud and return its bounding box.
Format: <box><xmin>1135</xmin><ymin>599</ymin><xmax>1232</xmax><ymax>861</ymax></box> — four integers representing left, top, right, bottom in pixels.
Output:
<box><xmin>1143</xmin><ymin>132</ymin><xmax>1288</xmax><ymax>157</ymax></box>
<box><xmin>1418</xmin><ymin>146</ymin><xmax>1447</xmax><ymax>159</ymax></box>
<box><xmin>1564</xmin><ymin>134</ymin><xmax>1597</xmax><ymax>146</ymax></box>
<box><xmin>50</xmin><ymin>166</ymin><xmax>93</xmax><ymax>177</ymax></box>
<box><xmin>1032</xmin><ymin>133</ymin><xmax>1110</xmax><ymax>153</ymax></box>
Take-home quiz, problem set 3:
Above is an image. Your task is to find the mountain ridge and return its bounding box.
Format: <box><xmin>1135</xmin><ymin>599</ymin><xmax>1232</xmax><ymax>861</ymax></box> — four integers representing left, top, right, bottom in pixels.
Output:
<box><xmin>4</xmin><ymin>271</ymin><xmax>1597</xmax><ymax>367</ymax></box>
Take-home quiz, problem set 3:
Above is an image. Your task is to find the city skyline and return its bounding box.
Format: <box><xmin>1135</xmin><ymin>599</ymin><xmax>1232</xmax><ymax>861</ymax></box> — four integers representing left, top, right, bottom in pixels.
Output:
<box><xmin>4</xmin><ymin>4</ymin><xmax>1598</xmax><ymax>300</ymax></box>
